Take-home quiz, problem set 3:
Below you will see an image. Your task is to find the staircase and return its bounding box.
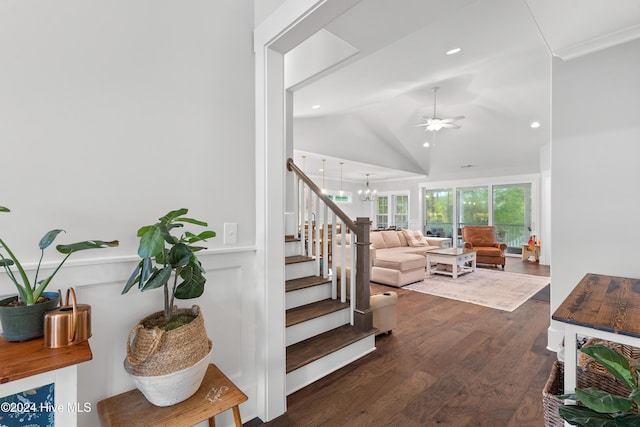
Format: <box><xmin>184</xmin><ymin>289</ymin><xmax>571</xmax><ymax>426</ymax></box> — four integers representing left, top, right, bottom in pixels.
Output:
<box><xmin>285</xmin><ymin>159</ymin><xmax>375</xmax><ymax>395</ymax></box>
<box><xmin>284</xmin><ymin>236</ymin><xmax>376</xmax><ymax>395</ymax></box>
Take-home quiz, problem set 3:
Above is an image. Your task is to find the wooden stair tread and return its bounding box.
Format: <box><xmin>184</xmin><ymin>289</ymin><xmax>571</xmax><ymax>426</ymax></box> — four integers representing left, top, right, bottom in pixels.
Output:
<box><xmin>286</xmin><ymin>299</ymin><xmax>349</xmax><ymax>327</ymax></box>
<box><xmin>286</xmin><ymin>325</ymin><xmax>375</xmax><ymax>373</ymax></box>
<box><xmin>286</xmin><ymin>275</ymin><xmax>330</xmax><ymax>293</ymax></box>
<box><xmin>285</xmin><ymin>235</ymin><xmax>300</xmax><ymax>242</ymax></box>
<box><xmin>285</xmin><ymin>255</ymin><xmax>313</xmax><ymax>265</ymax></box>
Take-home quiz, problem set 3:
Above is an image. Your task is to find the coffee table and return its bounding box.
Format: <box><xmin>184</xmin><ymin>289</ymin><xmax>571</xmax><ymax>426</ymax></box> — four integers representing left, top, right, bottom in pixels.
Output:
<box><xmin>426</xmin><ymin>248</ymin><xmax>476</xmax><ymax>279</ymax></box>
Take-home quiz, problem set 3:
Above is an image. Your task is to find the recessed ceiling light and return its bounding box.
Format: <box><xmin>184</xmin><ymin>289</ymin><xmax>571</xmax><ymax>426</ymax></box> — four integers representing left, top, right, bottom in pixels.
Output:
<box><xmin>446</xmin><ymin>48</ymin><xmax>461</xmax><ymax>55</ymax></box>
<box><xmin>530</xmin><ymin>121</ymin><xmax>541</xmax><ymax>128</ymax></box>
<box><xmin>423</xmin><ymin>142</ymin><xmax>430</xmax><ymax>147</ymax></box>
<box><xmin>311</xmin><ymin>105</ymin><xmax>321</xmax><ymax>109</ymax></box>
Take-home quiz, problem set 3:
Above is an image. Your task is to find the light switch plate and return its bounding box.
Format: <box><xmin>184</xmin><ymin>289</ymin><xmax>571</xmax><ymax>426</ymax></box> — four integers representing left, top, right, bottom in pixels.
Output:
<box><xmin>223</xmin><ymin>223</ymin><xmax>237</xmax><ymax>244</ymax></box>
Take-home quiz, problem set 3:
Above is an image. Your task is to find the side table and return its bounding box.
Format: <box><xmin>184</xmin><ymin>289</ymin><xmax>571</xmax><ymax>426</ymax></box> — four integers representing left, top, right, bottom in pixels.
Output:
<box><xmin>0</xmin><ymin>336</ymin><xmax>92</xmax><ymax>427</ymax></box>
<box><xmin>98</xmin><ymin>364</ymin><xmax>248</xmax><ymax>427</ymax></box>
<box><xmin>521</xmin><ymin>244</ymin><xmax>540</xmax><ymax>261</ymax></box>
<box><xmin>552</xmin><ymin>273</ymin><xmax>640</xmax><ymax>426</ymax></box>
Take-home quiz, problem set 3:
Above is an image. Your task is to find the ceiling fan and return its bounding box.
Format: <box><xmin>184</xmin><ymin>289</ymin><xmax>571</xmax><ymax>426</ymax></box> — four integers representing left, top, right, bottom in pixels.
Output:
<box><xmin>417</xmin><ymin>86</ymin><xmax>465</xmax><ymax>132</ymax></box>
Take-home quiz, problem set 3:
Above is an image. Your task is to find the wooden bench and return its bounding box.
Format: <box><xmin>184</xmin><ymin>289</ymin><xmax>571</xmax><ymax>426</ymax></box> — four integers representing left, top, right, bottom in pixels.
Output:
<box><xmin>97</xmin><ymin>364</ymin><xmax>247</xmax><ymax>427</ymax></box>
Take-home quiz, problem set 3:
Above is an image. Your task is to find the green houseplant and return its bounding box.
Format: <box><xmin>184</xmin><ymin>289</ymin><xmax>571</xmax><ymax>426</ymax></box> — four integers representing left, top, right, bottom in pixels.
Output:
<box><xmin>121</xmin><ymin>207</ymin><xmax>216</xmax><ymax>326</ymax></box>
<box><xmin>557</xmin><ymin>344</ymin><xmax>640</xmax><ymax>426</ymax></box>
<box><xmin>0</xmin><ymin>205</ymin><xmax>119</xmax><ymax>341</ymax></box>
<box><xmin>121</xmin><ymin>208</ymin><xmax>217</xmax><ymax>407</ymax></box>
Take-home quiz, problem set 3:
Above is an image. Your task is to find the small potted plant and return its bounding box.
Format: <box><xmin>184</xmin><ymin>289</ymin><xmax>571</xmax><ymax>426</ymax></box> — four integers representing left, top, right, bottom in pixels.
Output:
<box><xmin>557</xmin><ymin>344</ymin><xmax>640</xmax><ymax>426</ymax></box>
<box><xmin>121</xmin><ymin>208</ymin><xmax>216</xmax><ymax>406</ymax></box>
<box><xmin>0</xmin><ymin>206</ymin><xmax>119</xmax><ymax>341</ymax></box>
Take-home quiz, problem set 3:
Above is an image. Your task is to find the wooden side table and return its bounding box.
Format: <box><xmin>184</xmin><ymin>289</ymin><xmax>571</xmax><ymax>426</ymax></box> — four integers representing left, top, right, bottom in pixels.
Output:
<box><xmin>0</xmin><ymin>336</ymin><xmax>92</xmax><ymax>427</ymax></box>
<box><xmin>97</xmin><ymin>364</ymin><xmax>248</xmax><ymax>427</ymax></box>
<box><xmin>552</xmin><ymin>273</ymin><xmax>640</xmax><ymax>426</ymax></box>
<box><xmin>521</xmin><ymin>244</ymin><xmax>540</xmax><ymax>261</ymax></box>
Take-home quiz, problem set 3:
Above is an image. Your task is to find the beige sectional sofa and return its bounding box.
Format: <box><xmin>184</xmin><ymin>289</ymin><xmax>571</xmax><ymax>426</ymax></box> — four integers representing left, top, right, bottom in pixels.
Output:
<box><xmin>369</xmin><ymin>230</ymin><xmax>444</xmax><ymax>287</ymax></box>
<box><xmin>335</xmin><ymin>229</ymin><xmax>447</xmax><ymax>288</ymax></box>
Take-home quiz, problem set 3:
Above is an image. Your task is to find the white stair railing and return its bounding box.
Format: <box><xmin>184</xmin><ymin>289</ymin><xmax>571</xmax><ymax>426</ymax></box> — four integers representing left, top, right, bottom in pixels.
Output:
<box><xmin>287</xmin><ymin>158</ymin><xmax>372</xmax><ymax>332</ymax></box>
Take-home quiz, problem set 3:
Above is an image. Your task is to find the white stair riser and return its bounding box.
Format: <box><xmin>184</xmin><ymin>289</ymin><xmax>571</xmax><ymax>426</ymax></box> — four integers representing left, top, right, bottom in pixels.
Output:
<box><xmin>286</xmin><ymin>283</ymin><xmax>332</xmax><ymax>310</ymax></box>
<box><xmin>286</xmin><ymin>335</ymin><xmax>376</xmax><ymax>395</ymax></box>
<box><xmin>286</xmin><ymin>309</ymin><xmax>350</xmax><ymax>346</ymax></box>
<box><xmin>285</xmin><ymin>240</ymin><xmax>302</xmax><ymax>257</ymax></box>
<box><xmin>285</xmin><ymin>260</ymin><xmax>319</xmax><ymax>281</ymax></box>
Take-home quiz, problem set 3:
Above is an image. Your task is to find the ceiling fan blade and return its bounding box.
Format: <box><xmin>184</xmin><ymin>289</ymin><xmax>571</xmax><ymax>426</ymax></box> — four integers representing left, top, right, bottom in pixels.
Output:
<box><xmin>441</xmin><ymin>116</ymin><xmax>466</xmax><ymax>123</ymax></box>
<box><xmin>441</xmin><ymin>123</ymin><xmax>461</xmax><ymax>129</ymax></box>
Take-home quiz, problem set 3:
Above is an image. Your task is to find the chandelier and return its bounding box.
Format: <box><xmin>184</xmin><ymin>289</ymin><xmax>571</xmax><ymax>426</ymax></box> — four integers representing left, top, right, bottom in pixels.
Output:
<box><xmin>358</xmin><ymin>174</ymin><xmax>377</xmax><ymax>202</ymax></box>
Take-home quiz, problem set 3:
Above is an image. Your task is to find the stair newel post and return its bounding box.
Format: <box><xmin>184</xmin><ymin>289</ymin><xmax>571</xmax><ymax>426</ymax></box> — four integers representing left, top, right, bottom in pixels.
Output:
<box><xmin>354</xmin><ymin>217</ymin><xmax>373</xmax><ymax>332</ymax></box>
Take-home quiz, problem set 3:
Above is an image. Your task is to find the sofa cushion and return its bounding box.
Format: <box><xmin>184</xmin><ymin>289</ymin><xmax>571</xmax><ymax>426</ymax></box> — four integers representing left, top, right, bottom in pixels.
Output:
<box><xmin>374</xmin><ymin>252</ymin><xmax>425</xmax><ymax>271</ymax></box>
<box><xmin>473</xmin><ymin>247</ymin><xmax>502</xmax><ymax>257</ymax></box>
<box><xmin>370</xmin><ymin>232</ymin><xmax>386</xmax><ymax>249</ymax></box>
<box><xmin>397</xmin><ymin>230</ymin><xmax>408</xmax><ymax>247</ymax></box>
<box><xmin>402</xmin><ymin>229</ymin><xmax>429</xmax><ymax>247</ymax></box>
<box><xmin>381</xmin><ymin>231</ymin><xmax>402</xmax><ymax>248</ymax></box>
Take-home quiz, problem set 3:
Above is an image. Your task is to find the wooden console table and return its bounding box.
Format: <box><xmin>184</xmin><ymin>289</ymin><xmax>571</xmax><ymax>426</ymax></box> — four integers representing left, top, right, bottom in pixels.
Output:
<box><xmin>0</xmin><ymin>336</ymin><xmax>93</xmax><ymax>427</ymax></box>
<box><xmin>552</xmin><ymin>273</ymin><xmax>640</xmax><ymax>425</ymax></box>
<box><xmin>97</xmin><ymin>363</ymin><xmax>248</xmax><ymax>427</ymax></box>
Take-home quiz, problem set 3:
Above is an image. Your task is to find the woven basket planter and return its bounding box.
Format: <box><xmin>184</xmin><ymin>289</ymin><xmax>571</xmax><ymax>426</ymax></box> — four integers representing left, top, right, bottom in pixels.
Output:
<box><xmin>124</xmin><ymin>305</ymin><xmax>212</xmax><ymax>406</ymax></box>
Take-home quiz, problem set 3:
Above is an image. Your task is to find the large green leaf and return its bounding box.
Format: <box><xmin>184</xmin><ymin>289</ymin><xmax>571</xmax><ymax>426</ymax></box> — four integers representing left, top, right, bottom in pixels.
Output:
<box><xmin>558</xmin><ymin>405</ymin><xmax>616</xmax><ymax>427</ymax></box>
<box><xmin>140</xmin><ymin>257</ymin><xmax>153</xmax><ymax>284</ymax></box>
<box><xmin>121</xmin><ymin>261</ymin><xmax>142</xmax><ymax>294</ymax></box>
<box><xmin>57</xmin><ymin>240</ymin><xmax>119</xmax><ymax>254</ymax></box>
<box><xmin>140</xmin><ymin>266</ymin><xmax>172</xmax><ymax>291</ymax></box>
<box><xmin>138</xmin><ymin>225</ymin><xmax>164</xmax><ymax>258</ymax></box>
<box><xmin>631</xmin><ymin>386</ymin><xmax>640</xmax><ymax>407</ymax></box>
<box><xmin>39</xmin><ymin>229</ymin><xmax>65</xmax><ymax>250</ymax></box>
<box><xmin>175</xmin><ymin>264</ymin><xmax>205</xmax><ymax>299</ymax></box>
<box><xmin>169</xmin><ymin>243</ymin><xmax>192</xmax><ymax>268</ymax></box>
<box><xmin>614</xmin><ymin>413</ymin><xmax>640</xmax><ymax>427</ymax></box>
<box><xmin>581</xmin><ymin>345</ymin><xmax>636</xmax><ymax>389</ymax></box>
<box><xmin>185</xmin><ymin>230</ymin><xmax>216</xmax><ymax>243</ymax></box>
<box><xmin>576</xmin><ymin>388</ymin><xmax>632</xmax><ymax>413</ymax></box>
<box><xmin>159</xmin><ymin>208</ymin><xmax>188</xmax><ymax>225</ymax></box>
<box><xmin>176</xmin><ymin>216</ymin><xmax>208</xmax><ymax>227</ymax></box>
<box><xmin>0</xmin><ymin>206</ymin><xmax>9</xmax><ymax>212</ymax></box>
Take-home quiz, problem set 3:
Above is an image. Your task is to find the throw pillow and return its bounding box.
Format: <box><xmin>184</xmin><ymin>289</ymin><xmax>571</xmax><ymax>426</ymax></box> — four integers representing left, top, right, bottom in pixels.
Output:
<box><xmin>402</xmin><ymin>229</ymin><xmax>429</xmax><ymax>247</ymax></box>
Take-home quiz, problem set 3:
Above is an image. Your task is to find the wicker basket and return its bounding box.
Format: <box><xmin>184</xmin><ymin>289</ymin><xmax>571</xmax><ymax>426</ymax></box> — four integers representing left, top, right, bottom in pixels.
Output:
<box><xmin>543</xmin><ymin>361</ymin><xmax>565</xmax><ymax>427</ymax></box>
<box><xmin>543</xmin><ymin>358</ymin><xmax>637</xmax><ymax>427</ymax></box>
<box><xmin>578</xmin><ymin>338</ymin><xmax>640</xmax><ymax>377</ymax></box>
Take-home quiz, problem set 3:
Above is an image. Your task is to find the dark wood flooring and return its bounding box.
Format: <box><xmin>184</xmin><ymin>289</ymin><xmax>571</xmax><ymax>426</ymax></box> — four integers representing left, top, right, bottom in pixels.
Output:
<box><xmin>250</xmin><ymin>258</ymin><xmax>553</xmax><ymax>427</ymax></box>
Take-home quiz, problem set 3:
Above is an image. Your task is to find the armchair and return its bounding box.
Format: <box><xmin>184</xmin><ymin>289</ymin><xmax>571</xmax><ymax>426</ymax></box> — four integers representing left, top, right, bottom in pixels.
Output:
<box><xmin>461</xmin><ymin>226</ymin><xmax>507</xmax><ymax>269</ymax></box>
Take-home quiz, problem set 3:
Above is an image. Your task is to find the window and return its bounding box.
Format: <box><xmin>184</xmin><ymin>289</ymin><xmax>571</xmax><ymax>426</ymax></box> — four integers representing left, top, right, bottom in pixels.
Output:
<box><xmin>393</xmin><ymin>195</ymin><xmax>408</xmax><ymax>229</ymax></box>
<box><xmin>457</xmin><ymin>186</ymin><xmax>489</xmax><ymax>227</ymax></box>
<box><xmin>376</xmin><ymin>196</ymin><xmax>389</xmax><ymax>229</ymax></box>
<box><xmin>493</xmin><ymin>183</ymin><xmax>531</xmax><ymax>252</ymax></box>
<box><xmin>375</xmin><ymin>193</ymin><xmax>409</xmax><ymax>229</ymax></box>
<box><xmin>424</xmin><ymin>189</ymin><xmax>453</xmax><ymax>238</ymax></box>
<box><xmin>423</xmin><ymin>180</ymin><xmax>535</xmax><ymax>252</ymax></box>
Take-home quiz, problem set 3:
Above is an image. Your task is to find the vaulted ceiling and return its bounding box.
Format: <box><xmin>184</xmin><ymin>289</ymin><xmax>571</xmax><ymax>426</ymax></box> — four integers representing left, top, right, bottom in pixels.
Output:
<box><xmin>287</xmin><ymin>0</ymin><xmax>640</xmax><ymax>183</ymax></box>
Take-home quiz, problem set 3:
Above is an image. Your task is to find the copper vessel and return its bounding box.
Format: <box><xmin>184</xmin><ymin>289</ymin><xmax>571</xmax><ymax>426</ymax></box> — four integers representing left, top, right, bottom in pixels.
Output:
<box><xmin>43</xmin><ymin>288</ymin><xmax>91</xmax><ymax>348</ymax></box>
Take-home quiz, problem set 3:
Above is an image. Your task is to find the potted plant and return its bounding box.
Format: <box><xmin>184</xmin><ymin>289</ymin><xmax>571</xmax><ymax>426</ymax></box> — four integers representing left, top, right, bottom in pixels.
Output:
<box><xmin>557</xmin><ymin>344</ymin><xmax>640</xmax><ymax>426</ymax></box>
<box><xmin>0</xmin><ymin>205</ymin><xmax>119</xmax><ymax>341</ymax></box>
<box><xmin>121</xmin><ymin>208</ymin><xmax>216</xmax><ymax>406</ymax></box>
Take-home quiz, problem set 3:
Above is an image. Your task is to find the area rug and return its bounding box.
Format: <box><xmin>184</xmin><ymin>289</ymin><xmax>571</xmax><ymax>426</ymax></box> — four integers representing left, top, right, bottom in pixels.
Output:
<box><xmin>405</xmin><ymin>269</ymin><xmax>551</xmax><ymax>312</ymax></box>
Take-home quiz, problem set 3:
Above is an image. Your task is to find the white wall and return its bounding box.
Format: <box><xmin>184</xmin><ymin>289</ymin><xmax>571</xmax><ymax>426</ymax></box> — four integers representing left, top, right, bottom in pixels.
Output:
<box><xmin>549</xmin><ymin>38</ymin><xmax>640</xmax><ymax>349</ymax></box>
<box><xmin>0</xmin><ymin>2</ymin><xmax>258</xmax><ymax>426</ymax></box>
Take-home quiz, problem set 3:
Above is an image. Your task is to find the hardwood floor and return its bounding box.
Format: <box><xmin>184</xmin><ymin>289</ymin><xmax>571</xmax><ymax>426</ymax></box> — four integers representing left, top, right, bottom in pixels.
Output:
<box><xmin>253</xmin><ymin>257</ymin><xmax>553</xmax><ymax>427</ymax></box>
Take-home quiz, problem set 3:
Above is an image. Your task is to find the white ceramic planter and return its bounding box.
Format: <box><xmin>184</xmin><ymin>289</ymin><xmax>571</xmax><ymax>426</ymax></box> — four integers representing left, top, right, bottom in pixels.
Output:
<box><xmin>127</xmin><ymin>340</ymin><xmax>213</xmax><ymax>407</ymax></box>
